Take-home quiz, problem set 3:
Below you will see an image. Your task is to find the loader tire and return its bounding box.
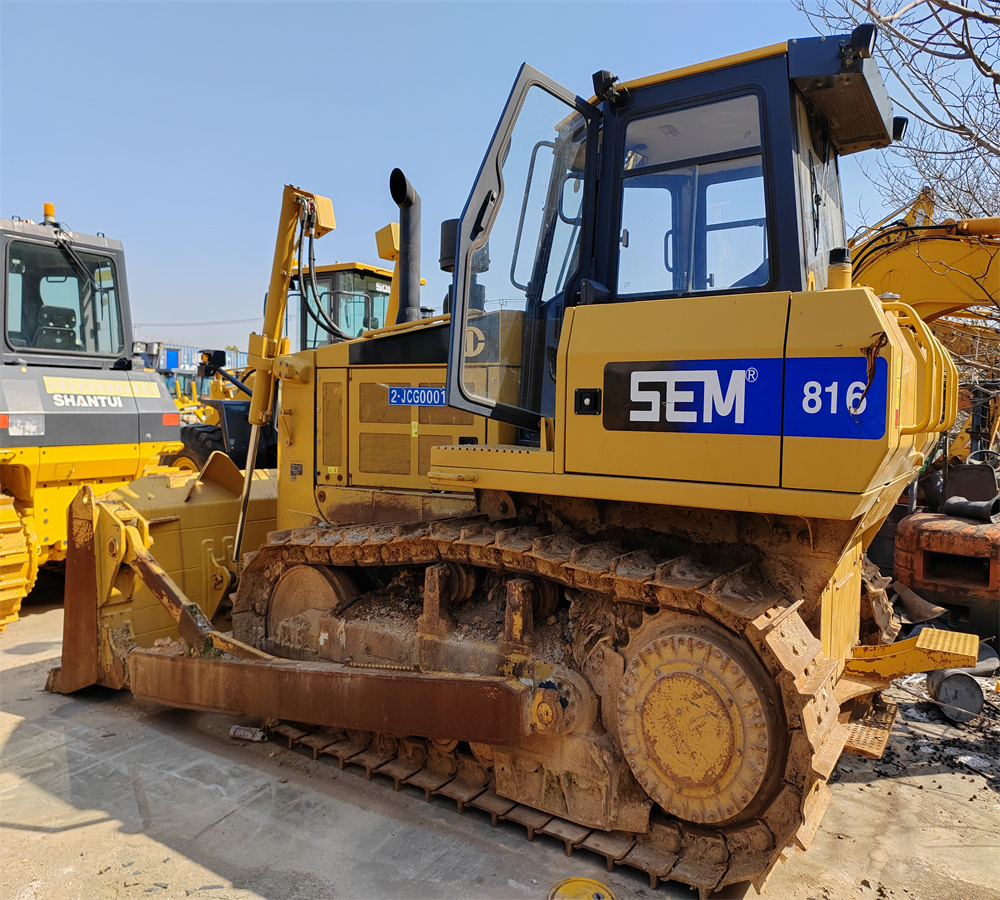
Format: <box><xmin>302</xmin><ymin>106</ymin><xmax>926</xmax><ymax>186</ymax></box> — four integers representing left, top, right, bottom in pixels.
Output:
<box><xmin>164</xmin><ymin>424</ymin><xmax>226</xmax><ymax>472</ymax></box>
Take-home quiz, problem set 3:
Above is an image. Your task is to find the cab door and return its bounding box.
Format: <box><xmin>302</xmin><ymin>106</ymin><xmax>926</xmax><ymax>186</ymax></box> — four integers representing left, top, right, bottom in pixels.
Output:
<box><xmin>446</xmin><ymin>65</ymin><xmax>600</xmax><ymax>431</ymax></box>
<box><xmin>565</xmin><ymin>61</ymin><xmax>796</xmax><ymax>488</ymax></box>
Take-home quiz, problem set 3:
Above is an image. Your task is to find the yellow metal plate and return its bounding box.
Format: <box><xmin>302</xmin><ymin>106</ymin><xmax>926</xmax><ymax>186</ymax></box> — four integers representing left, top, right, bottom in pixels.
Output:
<box><xmin>843</xmin><ymin>700</ymin><xmax>898</xmax><ymax>760</ymax></box>
<box><xmin>845</xmin><ymin>629</ymin><xmax>979</xmax><ymax>679</ymax></box>
<box><xmin>563</xmin><ymin>293</ymin><xmax>788</xmax><ymax>487</ymax></box>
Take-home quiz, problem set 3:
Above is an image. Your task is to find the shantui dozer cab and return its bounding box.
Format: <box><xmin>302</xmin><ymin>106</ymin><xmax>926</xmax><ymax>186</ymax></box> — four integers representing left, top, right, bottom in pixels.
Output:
<box><xmin>50</xmin><ymin>28</ymin><xmax>980</xmax><ymax>895</ymax></box>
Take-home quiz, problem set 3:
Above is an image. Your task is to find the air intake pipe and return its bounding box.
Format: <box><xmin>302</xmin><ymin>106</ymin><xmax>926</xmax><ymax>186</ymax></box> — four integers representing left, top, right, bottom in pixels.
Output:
<box><xmin>390</xmin><ymin>168</ymin><xmax>422</xmax><ymax>324</ymax></box>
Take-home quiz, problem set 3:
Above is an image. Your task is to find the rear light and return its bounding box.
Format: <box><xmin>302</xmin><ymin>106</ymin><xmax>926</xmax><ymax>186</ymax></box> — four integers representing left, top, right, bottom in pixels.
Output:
<box><xmin>0</xmin><ymin>414</ymin><xmax>8</xmax><ymax>428</ymax></box>
<box><xmin>163</xmin><ymin>413</ymin><xmax>180</xmax><ymax>427</ymax></box>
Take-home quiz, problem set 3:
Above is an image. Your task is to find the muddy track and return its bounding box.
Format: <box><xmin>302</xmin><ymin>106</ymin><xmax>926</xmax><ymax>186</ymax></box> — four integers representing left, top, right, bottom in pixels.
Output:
<box><xmin>0</xmin><ymin>493</ymin><xmax>36</xmax><ymax>629</ymax></box>
<box><xmin>234</xmin><ymin>516</ymin><xmax>849</xmax><ymax>896</ymax></box>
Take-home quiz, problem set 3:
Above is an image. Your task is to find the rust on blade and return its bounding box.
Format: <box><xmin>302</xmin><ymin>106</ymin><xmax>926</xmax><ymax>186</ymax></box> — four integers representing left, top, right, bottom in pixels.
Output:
<box><xmin>46</xmin><ymin>488</ymin><xmax>99</xmax><ymax>694</ymax></box>
<box><xmin>129</xmin><ymin>652</ymin><xmax>529</xmax><ymax>744</ymax></box>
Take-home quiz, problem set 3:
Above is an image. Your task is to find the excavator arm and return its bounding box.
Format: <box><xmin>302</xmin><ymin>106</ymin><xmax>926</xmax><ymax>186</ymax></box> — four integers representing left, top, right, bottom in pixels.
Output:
<box><xmin>851</xmin><ymin>193</ymin><xmax>999</xmax><ymax>461</ymax></box>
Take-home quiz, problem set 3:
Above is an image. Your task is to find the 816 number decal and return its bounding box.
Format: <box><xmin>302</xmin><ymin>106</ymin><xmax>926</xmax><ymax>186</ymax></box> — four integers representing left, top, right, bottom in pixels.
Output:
<box><xmin>801</xmin><ymin>381</ymin><xmax>868</xmax><ymax>415</ymax></box>
<box><xmin>784</xmin><ymin>357</ymin><xmax>887</xmax><ymax>440</ymax></box>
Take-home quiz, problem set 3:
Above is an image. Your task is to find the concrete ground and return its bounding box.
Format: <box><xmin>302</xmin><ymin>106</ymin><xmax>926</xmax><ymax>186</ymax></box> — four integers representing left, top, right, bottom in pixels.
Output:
<box><xmin>2</xmin><ymin>578</ymin><xmax>998</xmax><ymax>900</ymax></box>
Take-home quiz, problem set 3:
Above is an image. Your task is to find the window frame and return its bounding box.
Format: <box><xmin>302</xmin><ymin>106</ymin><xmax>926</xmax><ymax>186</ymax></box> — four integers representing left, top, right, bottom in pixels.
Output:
<box><xmin>446</xmin><ymin>64</ymin><xmax>600</xmax><ymax>430</ymax></box>
<box><xmin>3</xmin><ymin>235</ymin><xmax>128</xmax><ymax>361</ymax></box>
<box><xmin>610</xmin><ymin>86</ymin><xmax>779</xmax><ymax>303</ymax></box>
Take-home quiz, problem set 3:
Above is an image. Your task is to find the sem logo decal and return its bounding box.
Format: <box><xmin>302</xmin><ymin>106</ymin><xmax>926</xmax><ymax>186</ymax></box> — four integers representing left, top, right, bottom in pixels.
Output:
<box><xmin>603</xmin><ymin>357</ymin><xmax>887</xmax><ymax>440</ymax></box>
<box><xmin>604</xmin><ymin>359</ymin><xmax>782</xmax><ymax>435</ymax></box>
<box><xmin>629</xmin><ymin>369</ymin><xmax>749</xmax><ymax>425</ymax></box>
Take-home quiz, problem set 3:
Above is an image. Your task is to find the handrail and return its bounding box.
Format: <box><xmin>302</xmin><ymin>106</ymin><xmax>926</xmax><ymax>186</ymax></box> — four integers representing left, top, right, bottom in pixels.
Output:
<box><xmin>937</xmin><ymin>331</ymin><xmax>959</xmax><ymax>431</ymax></box>
<box><xmin>882</xmin><ymin>301</ymin><xmax>941</xmax><ymax>436</ymax></box>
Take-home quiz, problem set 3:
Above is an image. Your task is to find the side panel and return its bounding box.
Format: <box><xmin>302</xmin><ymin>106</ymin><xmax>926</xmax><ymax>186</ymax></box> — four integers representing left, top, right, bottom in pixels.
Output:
<box><xmin>564</xmin><ymin>293</ymin><xmax>788</xmax><ymax>486</ymax></box>
<box><xmin>129</xmin><ymin>369</ymin><xmax>182</xmax><ymax>445</ymax></box>
<box><xmin>347</xmin><ymin>365</ymin><xmax>485</xmax><ymax>490</ymax></box>
<box><xmin>1</xmin><ymin>366</ymin><xmax>142</xmax><ymax>449</ymax></box>
<box><xmin>276</xmin><ymin>376</ymin><xmax>320</xmax><ymax>531</ymax></box>
<box><xmin>781</xmin><ymin>288</ymin><xmax>913</xmax><ymax>493</ymax></box>
<box><xmin>0</xmin><ymin>366</ymin><xmax>177</xmax><ymax>451</ymax></box>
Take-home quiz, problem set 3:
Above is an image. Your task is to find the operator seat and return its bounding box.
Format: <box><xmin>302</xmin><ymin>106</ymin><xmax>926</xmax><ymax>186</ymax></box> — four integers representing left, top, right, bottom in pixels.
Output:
<box><xmin>32</xmin><ymin>305</ymin><xmax>80</xmax><ymax>350</ymax></box>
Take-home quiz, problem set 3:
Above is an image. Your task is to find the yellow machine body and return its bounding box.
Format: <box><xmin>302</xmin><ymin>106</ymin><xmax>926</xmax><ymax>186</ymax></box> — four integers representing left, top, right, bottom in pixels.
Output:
<box><xmin>49</xmin><ymin>34</ymin><xmax>983</xmax><ymax>897</ymax></box>
<box><xmin>81</xmin><ymin>454</ymin><xmax>276</xmax><ymax>662</ymax></box>
<box><xmin>1</xmin><ymin>212</ymin><xmax>183</xmax><ymax>629</ymax></box>
<box><xmin>274</xmin><ymin>320</ymin><xmax>517</xmax><ymax>531</ymax></box>
<box><xmin>0</xmin><ymin>438</ymin><xmax>178</xmax><ymax>628</ymax></box>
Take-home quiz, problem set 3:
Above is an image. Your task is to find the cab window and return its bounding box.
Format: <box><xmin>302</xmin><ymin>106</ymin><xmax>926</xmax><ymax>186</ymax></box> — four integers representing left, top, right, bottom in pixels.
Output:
<box><xmin>617</xmin><ymin>93</ymin><xmax>770</xmax><ymax>297</ymax></box>
<box><xmin>297</xmin><ymin>269</ymin><xmax>391</xmax><ymax>349</ymax></box>
<box><xmin>6</xmin><ymin>240</ymin><xmax>125</xmax><ymax>354</ymax></box>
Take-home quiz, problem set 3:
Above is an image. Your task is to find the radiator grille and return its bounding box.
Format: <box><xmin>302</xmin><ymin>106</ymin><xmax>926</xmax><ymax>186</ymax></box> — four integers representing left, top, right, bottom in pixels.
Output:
<box><xmin>418</xmin><ymin>383</ymin><xmax>473</xmax><ymax>426</ymax></box>
<box><xmin>322</xmin><ymin>382</ymin><xmax>343</xmax><ymax>467</ymax></box>
<box><xmin>359</xmin><ymin>382</ymin><xmax>409</xmax><ymax>424</ymax></box>
<box><xmin>359</xmin><ymin>433</ymin><xmax>410</xmax><ymax>474</ymax></box>
<box><xmin>418</xmin><ymin>434</ymin><xmax>451</xmax><ymax>475</ymax></box>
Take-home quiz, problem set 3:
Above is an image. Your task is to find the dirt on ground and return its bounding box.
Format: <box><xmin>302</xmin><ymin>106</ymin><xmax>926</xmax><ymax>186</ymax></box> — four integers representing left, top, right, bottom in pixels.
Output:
<box><xmin>2</xmin><ymin>582</ymin><xmax>998</xmax><ymax>900</ymax></box>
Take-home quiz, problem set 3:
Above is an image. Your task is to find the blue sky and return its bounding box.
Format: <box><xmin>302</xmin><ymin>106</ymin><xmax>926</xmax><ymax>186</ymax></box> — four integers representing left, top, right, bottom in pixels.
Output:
<box><xmin>2</xmin><ymin>1</ymin><xmax>888</xmax><ymax>351</ymax></box>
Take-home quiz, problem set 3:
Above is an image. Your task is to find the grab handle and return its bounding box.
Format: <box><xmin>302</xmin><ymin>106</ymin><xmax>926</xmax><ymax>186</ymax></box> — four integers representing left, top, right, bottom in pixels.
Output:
<box><xmin>882</xmin><ymin>301</ymin><xmax>945</xmax><ymax>436</ymax></box>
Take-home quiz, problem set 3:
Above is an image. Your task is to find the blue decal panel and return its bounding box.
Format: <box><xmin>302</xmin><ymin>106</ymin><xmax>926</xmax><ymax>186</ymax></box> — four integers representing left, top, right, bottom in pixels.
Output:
<box><xmin>602</xmin><ymin>356</ymin><xmax>888</xmax><ymax>440</ymax></box>
<box><xmin>783</xmin><ymin>357</ymin><xmax>887</xmax><ymax>440</ymax></box>
<box><xmin>603</xmin><ymin>359</ymin><xmax>783</xmax><ymax>435</ymax></box>
<box><xmin>387</xmin><ymin>386</ymin><xmax>447</xmax><ymax>407</ymax></box>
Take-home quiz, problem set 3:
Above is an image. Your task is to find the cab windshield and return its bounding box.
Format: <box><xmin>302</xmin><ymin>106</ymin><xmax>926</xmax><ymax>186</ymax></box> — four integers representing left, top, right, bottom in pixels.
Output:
<box><xmin>617</xmin><ymin>93</ymin><xmax>770</xmax><ymax>296</ymax></box>
<box><xmin>6</xmin><ymin>239</ymin><xmax>125</xmax><ymax>355</ymax></box>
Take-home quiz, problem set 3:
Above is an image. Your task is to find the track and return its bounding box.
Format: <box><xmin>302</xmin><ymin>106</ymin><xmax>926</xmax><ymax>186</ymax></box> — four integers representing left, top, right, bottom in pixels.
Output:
<box><xmin>232</xmin><ymin>515</ymin><xmax>850</xmax><ymax>896</ymax></box>
<box><xmin>0</xmin><ymin>493</ymin><xmax>36</xmax><ymax>630</ymax></box>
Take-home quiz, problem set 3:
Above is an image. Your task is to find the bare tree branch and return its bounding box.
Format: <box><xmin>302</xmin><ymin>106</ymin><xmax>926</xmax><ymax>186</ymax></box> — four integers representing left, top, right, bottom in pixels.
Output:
<box><xmin>793</xmin><ymin>0</ymin><xmax>1000</xmax><ymax>218</ymax></box>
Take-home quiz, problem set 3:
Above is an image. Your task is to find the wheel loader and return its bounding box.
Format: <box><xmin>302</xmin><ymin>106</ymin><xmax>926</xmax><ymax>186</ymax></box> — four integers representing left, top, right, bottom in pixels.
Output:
<box><xmin>0</xmin><ymin>205</ymin><xmax>181</xmax><ymax>629</ymax></box>
<box><xmin>48</xmin><ymin>28</ymin><xmax>981</xmax><ymax>895</ymax></box>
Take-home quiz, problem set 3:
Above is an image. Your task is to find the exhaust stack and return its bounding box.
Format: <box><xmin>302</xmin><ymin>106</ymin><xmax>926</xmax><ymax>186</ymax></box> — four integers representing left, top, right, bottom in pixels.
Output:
<box><xmin>389</xmin><ymin>168</ymin><xmax>422</xmax><ymax>324</ymax></box>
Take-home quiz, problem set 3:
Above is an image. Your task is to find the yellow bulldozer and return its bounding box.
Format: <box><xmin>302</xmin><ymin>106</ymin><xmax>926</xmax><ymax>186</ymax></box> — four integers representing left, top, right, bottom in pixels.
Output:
<box><xmin>0</xmin><ymin>204</ymin><xmax>182</xmax><ymax>629</ymax></box>
<box><xmin>48</xmin><ymin>28</ymin><xmax>981</xmax><ymax>895</ymax></box>
<box><xmin>164</xmin><ymin>254</ymin><xmax>401</xmax><ymax>473</ymax></box>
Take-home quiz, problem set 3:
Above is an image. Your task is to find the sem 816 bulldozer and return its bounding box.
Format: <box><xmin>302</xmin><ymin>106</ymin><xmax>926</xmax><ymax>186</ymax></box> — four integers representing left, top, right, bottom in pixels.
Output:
<box><xmin>0</xmin><ymin>205</ymin><xmax>181</xmax><ymax>629</ymax></box>
<box><xmin>48</xmin><ymin>28</ymin><xmax>980</xmax><ymax>895</ymax></box>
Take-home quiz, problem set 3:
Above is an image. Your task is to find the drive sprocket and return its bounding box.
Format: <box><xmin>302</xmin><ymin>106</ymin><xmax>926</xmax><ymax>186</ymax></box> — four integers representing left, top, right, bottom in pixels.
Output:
<box><xmin>618</xmin><ymin>614</ymin><xmax>784</xmax><ymax>825</ymax></box>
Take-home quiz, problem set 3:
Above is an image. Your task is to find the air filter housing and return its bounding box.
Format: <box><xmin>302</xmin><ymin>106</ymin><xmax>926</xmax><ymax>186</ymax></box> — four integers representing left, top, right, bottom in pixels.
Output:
<box><xmin>788</xmin><ymin>30</ymin><xmax>894</xmax><ymax>155</ymax></box>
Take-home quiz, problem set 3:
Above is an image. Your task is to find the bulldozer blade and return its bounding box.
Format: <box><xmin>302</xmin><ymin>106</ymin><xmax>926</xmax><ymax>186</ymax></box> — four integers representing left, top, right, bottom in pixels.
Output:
<box><xmin>128</xmin><ymin>651</ymin><xmax>530</xmax><ymax>744</ymax></box>
<box><xmin>46</xmin><ymin>488</ymin><xmax>100</xmax><ymax>694</ymax></box>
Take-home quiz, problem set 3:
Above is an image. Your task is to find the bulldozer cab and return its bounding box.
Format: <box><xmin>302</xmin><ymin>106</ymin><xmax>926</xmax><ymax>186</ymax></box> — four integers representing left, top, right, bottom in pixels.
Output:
<box><xmin>291</xmin><ymin>262</ymin><xmax>394</xmax><ymax>348</ymax></box>
<box><xmin>1</xmin><ymin>218</ymin><xmax>178</xmax><ymax>453</ymax></box>
<box><xmin>447</xmin><ymin>32</ymin><xmax>897</xmax><ymax>431</ymax></box>
<box><xmin>4</xmin><ymin>229</ymin><xmax>128</xmax><ymax>361</ymax></box>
